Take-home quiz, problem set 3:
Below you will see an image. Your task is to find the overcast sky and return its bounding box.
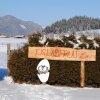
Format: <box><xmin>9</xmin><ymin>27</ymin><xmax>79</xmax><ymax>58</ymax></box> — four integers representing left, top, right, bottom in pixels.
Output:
<box><xmin>0</xmin><ymin>0</ymin><xmax>100</xmax><ymax>27</ymax></box>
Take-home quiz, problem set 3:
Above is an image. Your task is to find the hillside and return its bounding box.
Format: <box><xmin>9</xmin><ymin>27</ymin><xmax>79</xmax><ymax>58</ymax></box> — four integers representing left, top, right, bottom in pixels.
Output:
<box><xmin>44</xmin><ymin>16</ymin><xmax>100</xmax><ymax>33</ymax></box>
<box><xmin>0</xmin><ymin>15</ymin><xmax>42</xmax><ymax>37</ymax></box>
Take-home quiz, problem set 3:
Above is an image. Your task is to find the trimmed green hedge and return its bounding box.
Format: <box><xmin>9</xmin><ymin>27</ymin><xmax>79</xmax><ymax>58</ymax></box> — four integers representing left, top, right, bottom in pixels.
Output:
<box><xmin>8</xmin><ymin>33</ymin><xmax>100</xmax><ymax>87</ymax></box>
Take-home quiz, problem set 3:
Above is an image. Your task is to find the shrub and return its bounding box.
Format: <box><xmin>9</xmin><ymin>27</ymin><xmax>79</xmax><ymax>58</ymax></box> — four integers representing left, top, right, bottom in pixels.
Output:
<box><xmin>8</xmin><ymin>33</ymin><xmax>100</xmax><ymax>87</ymax></box>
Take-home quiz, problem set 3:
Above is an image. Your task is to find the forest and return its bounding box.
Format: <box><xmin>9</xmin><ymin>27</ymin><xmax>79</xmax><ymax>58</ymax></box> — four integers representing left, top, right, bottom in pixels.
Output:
<box><xmin>44</xmin><ymin>16</ymin><xmax>100</xmax><ymax>33</ymax></box>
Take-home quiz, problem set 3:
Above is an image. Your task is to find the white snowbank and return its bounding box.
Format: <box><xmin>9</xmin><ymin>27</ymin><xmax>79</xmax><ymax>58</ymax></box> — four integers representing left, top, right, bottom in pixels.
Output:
<box><xmin>0</xmin><ymin>76</ymin><xmax>99</xmax><ymax>100</ymax></box>
<box><xmin>4</xmin><ymin>76</ymin><xmax>13</xmax><ymax>84</ymax></box>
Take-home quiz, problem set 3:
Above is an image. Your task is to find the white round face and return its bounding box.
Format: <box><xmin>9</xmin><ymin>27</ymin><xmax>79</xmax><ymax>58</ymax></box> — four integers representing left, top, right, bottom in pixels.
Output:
<box><xmin>38</xmin><ymin>65</ymin><xmax>49</xmax><ymax>74</ymax></box>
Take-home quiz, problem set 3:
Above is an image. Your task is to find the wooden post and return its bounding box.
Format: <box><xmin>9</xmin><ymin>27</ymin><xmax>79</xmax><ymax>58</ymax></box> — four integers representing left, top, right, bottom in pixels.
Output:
<box><xmin>7</xmin><ymin>43</ymin><xmax>11</xmax><ymax>67</ymax></box>
<box><xmin>80</xmin><ymin>61</ymin><xmax>85</xmax><ymax>87</ymax></box>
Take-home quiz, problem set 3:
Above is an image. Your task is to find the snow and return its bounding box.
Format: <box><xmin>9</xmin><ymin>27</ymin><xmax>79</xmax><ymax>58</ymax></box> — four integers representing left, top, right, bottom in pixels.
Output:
<box><xmin>0</xmin><ymin>38</ymin><xmax>28</xmax><ymax>66</ymax></box>
<box><xmin>0</xmin><ymin>37</ymin><xmax>27</xmax><ymax>44</ymax></box>
<box><xmin>4</xmin><ymin>76</ymin><xmax>13</xmax><ymax>84</ymax></box>
<box><xmin>39</xmin><ymin>35</ymin><xmax>47</xmax><ymax>44</ymax></box>
<box><xmin>0</xmin><ymin>45</ymin><xmax>7</xmax><ymax>53</ymax></box>
<box><xmin>68</xmin><ymin>37</ymin><xmax>99</xmax><ymax>49</ymax></box>
<box><xmin>0</xmin><ymin>74</ymin><xmax>100</xmax><ymax>100</ymax></box>
<box><xmin>76</xmin><ymin>29</ymin><xmax>100</xmax><ymax>38</ymax></box>
<box><xmin>0</xmin><ymin>37</ymin><xmax>100</xmax><ymax>100</ymax></box>
<box><xmin>53</xmin><ymin>34</ymin><xmax>64</xmax><ymax>42</ymax></box>
<box><xmin>68</xmin><ymin>40</ymin><xmax>80</xmax><ymax>48</ymax></box>
<box><xmin>19</xmin><ymin>24</ymin><xmax>26</xmax><ymax>29</ymax></box>
<box><xmin>93</xmin><ymin>40</ymin><xmax>99</xmax><ymax>48</ymax></box>
<box><xmin>0</xmin><ymin>37</ymin><xmax>27</xmax><ymax>50</ymax></box>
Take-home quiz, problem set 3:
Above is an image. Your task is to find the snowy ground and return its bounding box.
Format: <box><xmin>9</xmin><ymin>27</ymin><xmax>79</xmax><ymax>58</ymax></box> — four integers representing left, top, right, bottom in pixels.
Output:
<box><xmin>0</xmin><ymin>75</ymin><xmax>100</xmax><ymax>100</ymax></box>
<box><xmin>0</xmin><ymin>38</ymin><xmax>100</xmax><ymax>100</ymax></box>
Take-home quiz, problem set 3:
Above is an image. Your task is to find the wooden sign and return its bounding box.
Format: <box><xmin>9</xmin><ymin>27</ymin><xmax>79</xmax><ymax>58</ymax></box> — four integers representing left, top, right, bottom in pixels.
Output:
<box><xmin>28</xmin><ymin>47</ymin><xmax>96</xmax><ymax>61</ymax></box>
<box><xmin>28</xmin><ymin>47</ymin><xmax>96</xmax><ymax>87</ymax></box>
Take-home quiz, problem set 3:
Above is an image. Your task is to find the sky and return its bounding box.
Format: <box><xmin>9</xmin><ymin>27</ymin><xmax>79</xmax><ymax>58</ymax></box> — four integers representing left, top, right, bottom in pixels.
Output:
<box><xmin>0</xmin><ymin>0</ymin><xmax>100</xmax><ymax>27</ymax></box>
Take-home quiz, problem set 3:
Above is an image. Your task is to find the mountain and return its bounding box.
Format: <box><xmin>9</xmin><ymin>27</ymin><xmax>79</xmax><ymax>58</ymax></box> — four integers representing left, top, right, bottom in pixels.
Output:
<box><xmin>44</xmin><ymin>16</ymin><xmax>100</xmax><ymax>33</ymax></box>
<box><xmin>0</xmin><ymin>15</ymin><xmax>42</xmax><ymax>37</ymax></box>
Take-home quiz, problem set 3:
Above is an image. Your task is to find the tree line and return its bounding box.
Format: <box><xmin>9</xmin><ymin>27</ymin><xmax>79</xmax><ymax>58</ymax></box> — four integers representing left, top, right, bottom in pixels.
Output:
<box><xmin>44</xmin><ymin>16</ymin><xmax>100</xmax><ymax>33</ymax></box>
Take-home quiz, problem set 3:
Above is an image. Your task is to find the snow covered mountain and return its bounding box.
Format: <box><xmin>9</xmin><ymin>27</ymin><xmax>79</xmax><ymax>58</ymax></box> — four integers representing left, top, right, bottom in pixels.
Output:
<box><xmin>0</xmin><ymin>15</ymin><xmax>42</xmax><ymax>37</ymax></box>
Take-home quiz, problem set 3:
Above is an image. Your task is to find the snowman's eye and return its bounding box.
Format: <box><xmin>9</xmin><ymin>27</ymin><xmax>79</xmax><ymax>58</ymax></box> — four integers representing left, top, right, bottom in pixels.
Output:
<box><xmin>42</xmin><ymin>65</ymin><xmax>46</xmax><ymax>68</ymax></box>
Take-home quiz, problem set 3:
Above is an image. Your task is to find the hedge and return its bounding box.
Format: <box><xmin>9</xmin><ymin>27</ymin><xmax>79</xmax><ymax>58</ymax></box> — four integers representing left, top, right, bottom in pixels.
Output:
<box><xmin>8</xmin><ymin>33</ymin><xmax>100</xmax><ymax>87</ymax></box>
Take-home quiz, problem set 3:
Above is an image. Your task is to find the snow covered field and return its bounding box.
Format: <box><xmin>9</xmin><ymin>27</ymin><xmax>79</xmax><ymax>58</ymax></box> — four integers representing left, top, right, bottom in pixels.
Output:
<box><xmin>0</xmin><ymin>76</ymin><xmax>100</xmax><ymax>100</ymax></box>
<box><xmin>0</xmin><ymin>38</ymin><xmax>27</xmax><ymax>66</ymax></box>
<box><xmin>0</xmin><ymin>37</ymin><xmax>100</xmax><ymax>100</ymax></box>
<box><xmin>0</xmin><ymin>37</ymin><xmax>28</xmax><ymax>50</ymax></box>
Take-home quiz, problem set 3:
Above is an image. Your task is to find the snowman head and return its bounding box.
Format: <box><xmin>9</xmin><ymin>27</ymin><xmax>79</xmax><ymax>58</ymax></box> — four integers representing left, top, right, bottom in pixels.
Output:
<box><xmin>37</xmin><ymin>59</ymin><xmax>50</xmax><ymax>74</ymax></box>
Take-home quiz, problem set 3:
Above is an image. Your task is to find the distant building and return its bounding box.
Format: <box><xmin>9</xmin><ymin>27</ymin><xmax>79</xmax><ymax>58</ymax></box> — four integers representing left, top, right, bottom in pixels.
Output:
<box><xmin>15</xmin><ymin>35</ymin><xmax>25</xmax><ymax>38</ymax></box>
<box><xmin>0</xmin><ymin>35</ymin><xmax>7</xmax><ymax>38</ymax></box>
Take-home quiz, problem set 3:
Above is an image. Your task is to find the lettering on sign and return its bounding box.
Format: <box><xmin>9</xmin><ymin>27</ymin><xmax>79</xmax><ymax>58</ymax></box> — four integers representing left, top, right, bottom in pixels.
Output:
<box><xmin>28</xmin><ymin>47</ymin><xmax>96</xmax><ymax>61</ymax></box>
